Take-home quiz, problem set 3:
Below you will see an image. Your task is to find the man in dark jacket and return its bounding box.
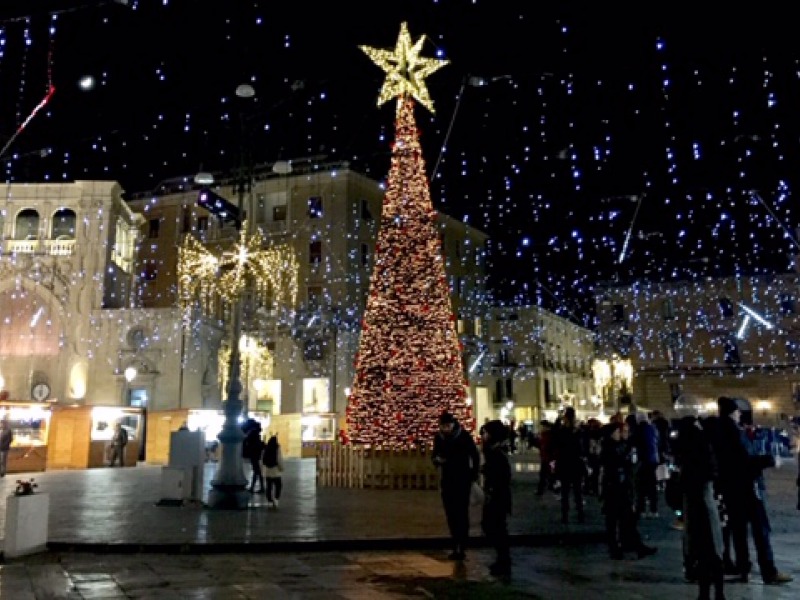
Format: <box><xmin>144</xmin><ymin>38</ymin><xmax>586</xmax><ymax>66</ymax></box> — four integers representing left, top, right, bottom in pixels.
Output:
<box><xmin>553</xmin><ymin>406</ymin><xmax>586</xmax><ymax>524</ymax></box>
<box><xmin>432</xmin><ymin>411</ymin><xmax>480</xmax><ymax>561</ymax></box>
<box><xmin>713</xmin><ymin>397</ymin><xmax>792</xmax><ymax>585</ymax></box>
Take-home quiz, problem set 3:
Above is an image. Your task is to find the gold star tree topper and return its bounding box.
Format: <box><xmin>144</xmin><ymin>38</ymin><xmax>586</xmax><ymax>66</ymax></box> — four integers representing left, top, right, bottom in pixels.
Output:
<box><xmin>360</xmin><ymin>22</ymin><xmax>449</xmax><ymax>113</ymax></box>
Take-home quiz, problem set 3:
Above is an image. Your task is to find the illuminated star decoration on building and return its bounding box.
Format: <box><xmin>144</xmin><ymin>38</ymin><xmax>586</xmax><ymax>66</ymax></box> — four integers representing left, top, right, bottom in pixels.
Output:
<box><xmin>359</xmin><ymin>21</ymin><xmax>448</xmax><ymax>113</ymax></box>
<box><xmin>177</xmin><ymin>223</ymin><xmax>299</xmax><ymax>325</ymax></box>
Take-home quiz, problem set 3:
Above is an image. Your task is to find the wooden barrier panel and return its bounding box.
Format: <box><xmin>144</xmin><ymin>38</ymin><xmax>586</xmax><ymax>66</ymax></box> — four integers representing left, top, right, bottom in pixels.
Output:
<box><xmin>316</xmin><ymin>443</ymin><xmax>439</xmax><ymax>490</ymax></box>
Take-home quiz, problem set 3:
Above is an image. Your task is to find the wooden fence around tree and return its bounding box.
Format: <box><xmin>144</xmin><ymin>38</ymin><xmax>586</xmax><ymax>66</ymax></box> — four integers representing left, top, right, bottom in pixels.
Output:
<box><xmin>316</xmin><ymin>443</ymin><xmax>440</xmax><ymax>490</ymax></box>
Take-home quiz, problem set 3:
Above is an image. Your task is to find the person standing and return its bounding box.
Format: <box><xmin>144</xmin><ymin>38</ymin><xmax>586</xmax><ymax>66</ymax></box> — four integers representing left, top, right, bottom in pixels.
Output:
<box><xmin>737</xmin><ymin>401</ymin><xmax>792</xmax><ymax>585</ymax></box>
<box><xmin>713</xmin><ymin>396</ymin><xmax>792</xmax><ymax>585</ymax></box>
<box><xmin>108</xmin><ymin>422</ymin><xmax>128</xmax><ymax>467</ymax></box>
<box><xmin>432</xmin><ymin>411</ymin><xmax>480</xmax><ymax>561</ymax></box>
<box><xmin>479</xmin><ymin>420</ymin><xmax>512</xmax><ymax>577</ymax></box>
<box><xmin>553</xmin><ymin>406</ymin><xmax>586</xmax><ymax>524</ymax></box>
<box><xmin>600</xmin><ymin>421</ymin><xmax>657</xmax><ymax>560</ymax></box>
<box><xmin>674</xmin><ymin>415</ymin><xmax>725</xmax><ymax>600</ymax></box>
<box><xmin>0</xmin><ymin>419</ymin><xmax>14</xmax><ymax>477</ymax></box>
<box><xmin>242</xmin><ymin>425</ymin><xmax>265</xmax><ymax>493</ymax></box>
<box><xmin>635</xmin><ymin>413</ymin><xmax>661</xmax><ymax>518</ymax></box>
<box><xmin>262</xmin><ymin>434</ymin><xmax>284</xmax><ymax>508</ymax></box>
<box><xmin>533</xmin><ymin>420</ymin><xmax>555</xmax><ymax>495</ymax></box>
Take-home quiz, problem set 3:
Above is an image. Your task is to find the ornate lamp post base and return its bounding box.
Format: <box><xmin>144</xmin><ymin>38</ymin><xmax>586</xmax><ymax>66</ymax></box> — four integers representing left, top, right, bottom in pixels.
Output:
<box><xmin>206</xmin><ymin>417</ymin><xmax>249</xmax><ymax>509</ymax></box>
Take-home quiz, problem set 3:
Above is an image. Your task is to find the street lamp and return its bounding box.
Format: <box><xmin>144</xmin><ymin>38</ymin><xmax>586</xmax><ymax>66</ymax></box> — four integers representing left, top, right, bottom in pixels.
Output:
<box><xmin>178</xmin><ymin>83</ymin><xmax>299</xmax><ymax>509</ymax></box>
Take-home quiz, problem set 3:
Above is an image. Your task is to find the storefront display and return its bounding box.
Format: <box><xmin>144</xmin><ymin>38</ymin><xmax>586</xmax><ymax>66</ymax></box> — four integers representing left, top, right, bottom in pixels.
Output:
<box><xmin>0</xmin><ymin>402</ymin><xmax>51</xmax><ymax>473</ymax></box>
<box><xmin>48</xmin><ymin>405</ymin><xmax>143</xmax><ymax>469</ymax></box>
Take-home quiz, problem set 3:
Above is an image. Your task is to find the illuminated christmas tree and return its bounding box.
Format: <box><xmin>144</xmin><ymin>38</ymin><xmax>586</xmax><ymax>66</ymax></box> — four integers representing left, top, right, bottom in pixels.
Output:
<box><xmin>345</xmin><ymin>23</ymin><xmax>473</xmax><ymax>448</ymax></box>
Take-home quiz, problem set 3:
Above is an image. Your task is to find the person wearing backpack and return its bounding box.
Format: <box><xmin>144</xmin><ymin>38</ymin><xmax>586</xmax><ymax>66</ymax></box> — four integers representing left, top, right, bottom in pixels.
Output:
<box><xmin>262</xmin><ymin>435</ymin><xmax>284</xmax><ymax>508</ymax></box>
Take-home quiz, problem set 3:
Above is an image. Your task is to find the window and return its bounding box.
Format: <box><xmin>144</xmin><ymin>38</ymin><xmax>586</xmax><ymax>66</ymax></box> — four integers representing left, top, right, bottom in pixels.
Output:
<box><xmin>666</xmin><ymin>331</ymin><xmax>681</xmax><ymax>368</ymax></box>
<box><xmin>143</xmin><ymin>263</ymin><xmax>158</xmax><ymax>281</ymax></box>
<box><xmin>787</xmin><ymin>338</ymin><xmax>800</xmax><ymax>363</ymax></box>
<box><xmin>307</xmin><ymin>285</ymin><xmax>323</xmax><ymax>309</ymax></box>
<box><xmin>273</xmin><ymin>204</ymin><xmax>287</xmax><ymax>221</ymax></box>
<box><xmin>793</xmin><ymin>382</ymin><xmax>800</xmax><ymax>404</ymax></box>
<box><xmin>780</xmin><ymin>294</ymin><xmax>796</xmax><ymax>315</ymax></box>
<box><xmin>360</xmin><ymin>243</ymin><xmax>370</xmax><ymax>267</ymax></box>
<box><xmin>360</xmin><ymin>199</ymin><xmax>373</xmax><ymax>220</ymax></box>
<box><xmin>474</xmin><ymin>317</ymin><xmax>483</xmax><ymax>338</ymax></box>
<box><xmin>51</xmin><ymin>208</ymin><xmax>76</xmax><ymax>239</ymax></box>
<box><xmin>612</xmin><ymin>304</ymin><xmax>625</xmax><ymax>323</ymax></box>
<box><xmin>308</xmin><ymin>196</ymin><xmax>323</xmax><ymax>219</ymax></box>
<box><xmin>181</xmin><ymin>207</ymin><xmax>192</xmax><ymax>233</ymax></box>
<box><xmin>718</xmin><ymin>297</ymin><xmax>734</xmax><ymax>318</ymax></box>
<box><xmin>723</xmin><ymin>338</ymin><xmax>740</xmax><ymax>365</ymax></box>
<box><xmin>147</xmin><ymin>219</ymin><xmax>160</xmax><ymax>239</ymax></box>
<box><xmin>669</xmin><ymin>383</ymin><xmax>683</xmax><ymax>404</ymax></box>
<box><xmin>661</xmin><ymin>298</ymin><xmax>675</xmax><ymax>320</ymax></box>
<box><xmin>14</xmin><ymin>209</ymin><xmax>39</xmax><ymax>240</ymax></box>
<box><xmin>197</xmin><ymin>216</ymin><xmax>209</xmax><ymax>232</ymax></box>
<box><xmin>309</xmin><ymin>240</ymin><xmax>322</xmax><ymax>266</ymax></box>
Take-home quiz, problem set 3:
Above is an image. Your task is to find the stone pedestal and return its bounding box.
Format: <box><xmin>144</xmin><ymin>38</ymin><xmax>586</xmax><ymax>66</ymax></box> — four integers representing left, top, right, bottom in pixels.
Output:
<box><xmin>3</xmin><ymin>493</ymin><xmax>49</xmax><ymax>558</ymax></box>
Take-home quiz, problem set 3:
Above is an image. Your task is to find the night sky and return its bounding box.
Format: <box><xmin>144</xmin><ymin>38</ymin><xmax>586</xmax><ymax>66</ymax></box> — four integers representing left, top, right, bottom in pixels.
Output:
<box><xmin>2</xmin><ymin>2</ymin><xmax>800</xmax><ymax>326</ymax></box>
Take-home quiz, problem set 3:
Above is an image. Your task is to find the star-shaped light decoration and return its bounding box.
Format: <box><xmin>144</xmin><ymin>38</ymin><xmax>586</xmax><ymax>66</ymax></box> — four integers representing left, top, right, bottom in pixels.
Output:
<box><xmin>360</xmin><ymin>22</ymin><xmax>449</xmax><ymax>113</ymax></box>
<box><xmin>178</xmin><ymin>222</ymin><xmax>299</xmax><ymax>326</ymax></box>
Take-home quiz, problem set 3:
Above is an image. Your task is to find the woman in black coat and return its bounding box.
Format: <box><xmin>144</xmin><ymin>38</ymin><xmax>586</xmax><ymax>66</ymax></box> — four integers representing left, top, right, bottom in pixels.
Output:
<box><xmin>480</xmin><ymin>420</ymin><xmax>512</xmax><ymax>577</ymax></box>
<box><xmin>600</xmin><ymin>421</ymin><xmax>657</xmax><ymax>559</ymax></box>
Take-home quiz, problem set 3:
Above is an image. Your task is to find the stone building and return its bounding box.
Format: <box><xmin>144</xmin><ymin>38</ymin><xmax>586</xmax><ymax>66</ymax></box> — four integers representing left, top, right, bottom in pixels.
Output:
<box><xmin>595</xmin><ymin>273</ymin><xmax>800</xmax><ymax>420</ymax></box>
<box><xmin>470</xmin><ymin>305</ymin><xmax>596</xmax><ymax>425</ymax></box>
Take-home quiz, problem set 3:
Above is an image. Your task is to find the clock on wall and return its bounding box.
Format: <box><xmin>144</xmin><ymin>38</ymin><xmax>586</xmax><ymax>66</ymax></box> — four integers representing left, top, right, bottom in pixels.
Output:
<box><xmin>32</xmin><ymin>382</ymin><xmax>51</xmax><ymax>402</ymax></box>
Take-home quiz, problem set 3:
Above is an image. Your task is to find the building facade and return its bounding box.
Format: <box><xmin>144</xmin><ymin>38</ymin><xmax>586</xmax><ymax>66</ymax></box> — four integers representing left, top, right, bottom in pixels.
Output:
<box><xmin>470</xmin><ymin>305</ymin><xmax>597</xmax><ymax>425</ymax></box>
<box><xmin>595</xmin><ymin>272</ymin><xmax>800</xmax><ymax>420</ymax></box>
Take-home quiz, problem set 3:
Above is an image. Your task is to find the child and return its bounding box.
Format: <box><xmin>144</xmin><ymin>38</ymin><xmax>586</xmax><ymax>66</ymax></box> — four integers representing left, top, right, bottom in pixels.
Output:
<box><xmin>480</xmin><ymin>419</ymin><xmax>512</xmax><ymax>577</ymax></box>
<box><xmin>262</xmin><ymin>435</ymin><xmax>284</xmax><ymax>508</ymax></box>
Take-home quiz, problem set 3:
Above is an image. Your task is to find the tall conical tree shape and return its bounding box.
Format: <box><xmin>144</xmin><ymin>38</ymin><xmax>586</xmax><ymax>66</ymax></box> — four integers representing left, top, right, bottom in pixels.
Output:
<box><xmin>345</xmin><ymin>95</ymin><xmax>473</xmax><ymax>448</ymax></box>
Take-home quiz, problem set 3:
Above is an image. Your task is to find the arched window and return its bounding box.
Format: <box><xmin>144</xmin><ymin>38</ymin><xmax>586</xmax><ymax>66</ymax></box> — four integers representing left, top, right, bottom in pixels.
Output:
<box><xmin>14</xmin><ymin>209</ymin><xmax>40</xmax><ymax>240</ymax></box>
<box><xmin>51</xmin><ymin>208</ymin><xmax>76</xmax><ymax>239</ymax></box>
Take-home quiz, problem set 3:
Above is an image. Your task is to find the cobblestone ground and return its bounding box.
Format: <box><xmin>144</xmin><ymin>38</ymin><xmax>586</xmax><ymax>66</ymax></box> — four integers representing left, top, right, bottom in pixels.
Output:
<box><xmin>0</xmin><ymin>453</ymin><xmax>797</xmax><ymax>598</ymax></box>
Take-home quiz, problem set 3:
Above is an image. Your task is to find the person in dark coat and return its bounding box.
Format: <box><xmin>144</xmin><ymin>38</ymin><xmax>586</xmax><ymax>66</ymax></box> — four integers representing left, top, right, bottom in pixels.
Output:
<box><xmin>553</xmin><ymin>406</ymin><xmax>586</xmax><ymax>524</ymax></box>
<box><xmin>600</xmin><ymin>421</ymin><xmax>657</xmax><ymax>560</ymax></box>
<box><xmin>480</xmin><ymin>419</ymin><xmax>512</xmax><ymax>577</ymax></box>
<box><xmin>242</xmin><ymin>425</ymin><xmax>265</xmax><ymax>493</ymax></box>
<box><xmin>432</xmin><ymin>411</ymin><xmax>480</xmax><ymax>561</ymax></box>
<box><xmin>711</xmin><ymin>396</ymin><xmax>791</xmax><ymax>584</ymax></box>
<box><xmin>674</xmin><ymin>415</ymin><xmax>725</xmax><ymax>600</ymax></box>
<box><xmin>533</xmin><ymin>420</ymin><xmax>555</xmax><ymax>495</ymax></box>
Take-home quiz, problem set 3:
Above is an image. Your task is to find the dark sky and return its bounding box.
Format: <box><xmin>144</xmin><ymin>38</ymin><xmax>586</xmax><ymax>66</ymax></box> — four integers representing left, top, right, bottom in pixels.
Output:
<box><xmin>2</xmin><ymin>2</ymin><xmax>800</xmax><ymax>324</ymax></box>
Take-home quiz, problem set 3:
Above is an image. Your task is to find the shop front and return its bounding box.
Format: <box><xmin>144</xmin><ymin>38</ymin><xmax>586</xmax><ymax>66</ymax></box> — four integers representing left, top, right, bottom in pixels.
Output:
<box><xmin>0</xmin><ymin>401</ymin><xmax>52</xmax><ymax>473</ymax></box>
<box><xmin>47</xmin><ymin>405</ymin><xmax>144</xmax><ymax>469</ymax></box>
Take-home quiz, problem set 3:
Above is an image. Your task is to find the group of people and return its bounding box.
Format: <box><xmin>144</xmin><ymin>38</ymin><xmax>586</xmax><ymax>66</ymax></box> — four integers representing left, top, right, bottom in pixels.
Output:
<box><xmin>242</xmin><ymin>423</ymin><xmax>285</xmax><ymax>509</ymax></box>
<box><xmin>673</xmin><ymin>397</ymin><xmax>793</xmax><ymax>600</ymax></box>
<box><xmin>431</xmin><ymin>400</ymin><xmax>797</xmax><ymax>595</ymax></box>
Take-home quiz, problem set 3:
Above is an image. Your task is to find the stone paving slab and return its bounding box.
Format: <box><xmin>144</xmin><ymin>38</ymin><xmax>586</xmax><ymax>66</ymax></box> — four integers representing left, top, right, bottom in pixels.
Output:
<box><xmin>0</xmin><ymin>454</ymin><xmax>797</xmax><ymax>598</ymax></box>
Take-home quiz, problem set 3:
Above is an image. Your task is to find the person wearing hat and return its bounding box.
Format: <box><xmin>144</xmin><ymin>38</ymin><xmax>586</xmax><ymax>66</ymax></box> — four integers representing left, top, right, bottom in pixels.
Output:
<box><xmin>735</xmin><ymin>399</ymin><xmax>792</xmax><ymax>585</ymax></box>
<box><xmin>480</xmin><ymin>419</ymin><xmax>512</xmax><ymax>577</ymax></box>
<box><xmin>432</xmin><ymin>411</ymin><xmax>480</xmax><ymax>561</ymax></box>
<box><xmin>713</xmin><ymin>396</ymin><xmax>792</xmax><ymax>585</ymax></box>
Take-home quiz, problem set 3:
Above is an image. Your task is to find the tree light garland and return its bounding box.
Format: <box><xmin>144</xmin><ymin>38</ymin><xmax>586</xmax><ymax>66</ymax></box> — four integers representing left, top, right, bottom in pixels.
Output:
<box><xmin>346</xmin><ymin>24</ymin><xmax>472</xmax><ymax>449</ymax></box>
<box><xmin>177</xmin><ymin>223</ymin><xmax>299</xmax><ymax>326</ymax></box>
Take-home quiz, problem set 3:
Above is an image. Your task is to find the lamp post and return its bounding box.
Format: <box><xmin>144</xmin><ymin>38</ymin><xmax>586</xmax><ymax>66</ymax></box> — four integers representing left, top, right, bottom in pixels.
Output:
<box><xmin>205</xmin><ymin>82</ymin><xmax>255</xmax><ymax>509</ymax></box>
<box><xmin>179</xmin><ymin>85</ymin><xmax>299</xmax><ymax>509</ymax></box>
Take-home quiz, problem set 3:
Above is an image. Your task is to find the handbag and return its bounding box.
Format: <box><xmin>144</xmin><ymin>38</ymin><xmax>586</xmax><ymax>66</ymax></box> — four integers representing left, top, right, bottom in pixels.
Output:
<box><xmin>470</xmin><ymin>481</ymin><xmax>485</xmax><ymax>506</ymax></box>
<box><xmin>655</xmin><ymin>463</ymin><xmax>669</xmax><ymax>482</ymax></box>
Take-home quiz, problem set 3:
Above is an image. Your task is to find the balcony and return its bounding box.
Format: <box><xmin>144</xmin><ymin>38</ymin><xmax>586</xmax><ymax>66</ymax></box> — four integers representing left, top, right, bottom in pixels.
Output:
<box><xmin>1</xmin><ymin>238</ymin><xmax>76</xmax><ymax>256</ymax></box>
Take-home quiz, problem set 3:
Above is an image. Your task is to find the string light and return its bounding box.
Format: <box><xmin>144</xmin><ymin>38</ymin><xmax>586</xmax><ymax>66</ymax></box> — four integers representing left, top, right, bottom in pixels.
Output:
<box><xmin>346</xmin><ymin>25</ymin><xmax>470</xmax><ymax>449</ymax></box>
<box><xmin>177</xmin><ymin>223</ymin><xmax>299</xmax><ymax>326</ymax></box>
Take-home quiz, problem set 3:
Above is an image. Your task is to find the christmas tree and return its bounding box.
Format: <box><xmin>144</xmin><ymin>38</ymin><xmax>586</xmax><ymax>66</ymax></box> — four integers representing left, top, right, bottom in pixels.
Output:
<box><xmin>345</xmin><ymin>23</ymin><xmax>473</xmax><ymax>448</ymax></box>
